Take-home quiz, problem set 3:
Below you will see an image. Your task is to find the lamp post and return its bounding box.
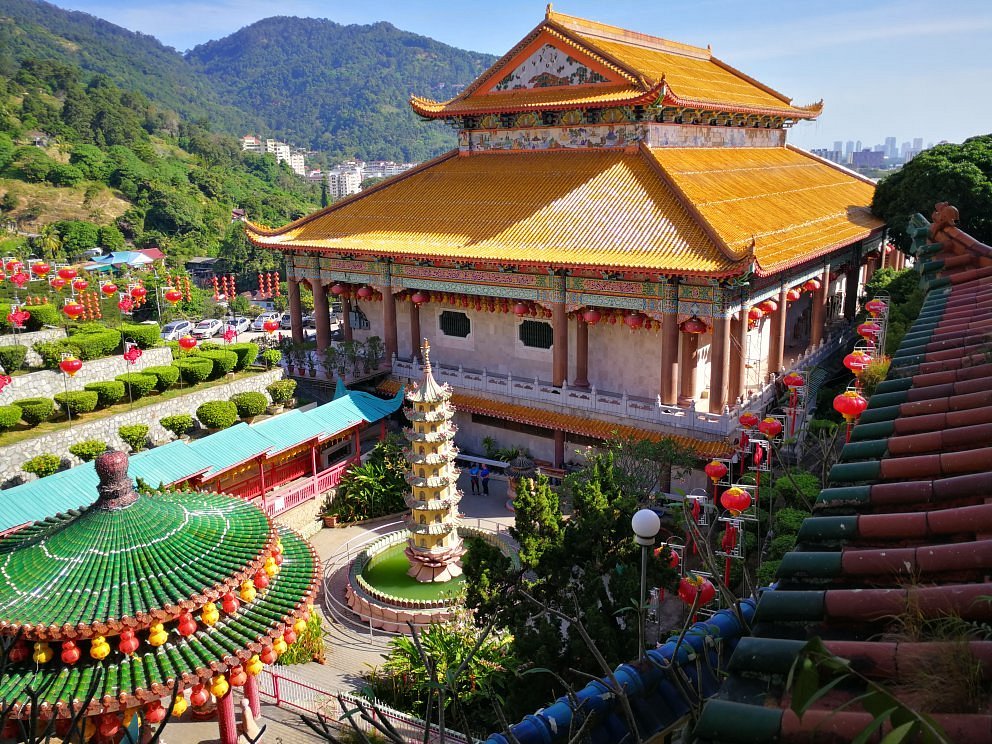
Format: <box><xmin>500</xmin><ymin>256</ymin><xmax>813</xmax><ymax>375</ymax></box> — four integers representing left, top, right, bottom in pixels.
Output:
<box><xmin>631</xmin><ymin>508</ymin><xmax>661</xmax><ymax>659</ymax></box>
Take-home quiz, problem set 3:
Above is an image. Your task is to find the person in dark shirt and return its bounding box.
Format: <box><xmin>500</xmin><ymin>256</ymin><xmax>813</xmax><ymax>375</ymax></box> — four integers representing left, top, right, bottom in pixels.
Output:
<box><xmin>480</xmin><ymin>464</ymin><xmax>491</xmax><ymax>496</ymax></box>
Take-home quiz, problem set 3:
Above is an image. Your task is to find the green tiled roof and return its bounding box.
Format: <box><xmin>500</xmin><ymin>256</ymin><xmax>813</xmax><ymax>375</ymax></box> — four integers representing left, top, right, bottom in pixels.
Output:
<box><xmin>0</xmin><ymin>525</ymin><xmax>318</xmax><ymax>716</ymax></box>
<box><xmin>0</xmin><ymin>490</ymin><xmax>271</xmax><ymax>631</ymax></box>
<box><xmin>187</xmin><ymin>423</ymin><xmax>278</xmax><ymax>475</ymax></box>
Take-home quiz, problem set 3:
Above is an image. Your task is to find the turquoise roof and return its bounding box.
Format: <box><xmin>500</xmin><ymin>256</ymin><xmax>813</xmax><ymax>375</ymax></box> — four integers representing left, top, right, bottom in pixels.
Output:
<box><xmin>0</xmin><ymin>388</ymin><xmax>402</xmax><ymax>533</ymax></box>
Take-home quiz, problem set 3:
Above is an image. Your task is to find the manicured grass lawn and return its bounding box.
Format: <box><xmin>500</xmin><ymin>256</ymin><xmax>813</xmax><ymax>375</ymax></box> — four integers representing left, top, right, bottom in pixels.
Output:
<box><xmin>0</xmin><ymin>369</ymin><xmax>271</xmax><ymax>447</ymax></box>
<box><xmin>361</xmin><ymin>543</ymin><xmax>464</xmax><ymax>601</ymax></box>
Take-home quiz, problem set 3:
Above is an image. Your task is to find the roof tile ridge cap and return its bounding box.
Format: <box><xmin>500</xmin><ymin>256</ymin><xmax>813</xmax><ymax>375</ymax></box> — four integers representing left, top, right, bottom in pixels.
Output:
<box><xmin>707</xmin><ymin>55</ymin><xmax>796</xmax><ymax>105</ymax></box>
<box><xmin>548</xmin><ymin>9</ymin><xmax>712</xmax><ymax>60</ymax></box>
<box><xmin>785</xmin><ymin>144</ymin><xmax>879</xmax><ymax>187</ymax></box>
<box><xmin>936</xmin><ymin>223</ymin><xmax>992</xmax><ymax>260</ymax></box>
<box><xmin>248</xmin><ymin>150</ymin><xmax>460</xmax><ymax>238</ymax></box>
<box><xmin>543</xmin><ymin>20</ymin><xmax>649</xmax><ymax>88</ymax></box>
<box><xmin>640</xmin><ymin>142</ymin><xmax>749</xmax><ymax>266</ymax></box>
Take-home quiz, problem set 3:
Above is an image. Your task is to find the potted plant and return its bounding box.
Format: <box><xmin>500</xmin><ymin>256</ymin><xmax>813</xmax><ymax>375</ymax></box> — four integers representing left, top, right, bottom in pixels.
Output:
<box><xmin>323</xmin><ymin>346</ymin><xmax>339</xmax><ymax>380</ymax></box>
<box><xmin>320</xmin><ymin>492</ymin><xmax>338</xmax><ymax>528</ymax></box>
<box><xmin>266</xmin><ymin>379</ymin><xmax>296</xmax><ymax>413</ymax></box>
<box><xmin>305</xmin><ymin>351</ymin><xmax>317</xmax><ymax>378</ymax></box>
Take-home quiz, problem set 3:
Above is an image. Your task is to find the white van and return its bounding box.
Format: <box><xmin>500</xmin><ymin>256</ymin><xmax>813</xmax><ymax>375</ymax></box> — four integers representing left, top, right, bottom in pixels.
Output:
<box><xmin>252</xmin><ymin>311</ymin><xmax>282</xmax><ymax>331</ymax></box>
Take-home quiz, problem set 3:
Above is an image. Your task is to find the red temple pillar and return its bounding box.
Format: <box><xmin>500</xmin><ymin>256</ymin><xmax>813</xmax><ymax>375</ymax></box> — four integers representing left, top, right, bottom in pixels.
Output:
<box><xmin>258</xmin><ymin>457</ymin><xmax>267</xmax><ymax>495</ymax></box>
<box><xmin>379</xmin><ymin>420</ymin><xmax>387</xmax><ymax>441</ymax></box>
<box><xmin>244</xmin><ymin>673</ymin><xmax>261</xmax><ymax>719</ymax></box>
<box><xmin>287</xmin><ymin>279</ymin><xmax>304</xmax><ymax>344</ymax></box>
<box><xmin>678</xmin><ymin>331</ymin><xmax>699</xmax><ymax>403</ymax></box>
<box><xmin>410</xmin><ymin>302</ymin><xmax>421</xmax><ymax>362</ymax></box>
<box><xmin>217</xmin><ymin>690</ymin><xmax>237</xmax><ymax>744</ymax></box>
<box><xmin>768</xmin><ymin>286</ymin><xmax>788</xmax><ymax>377</ymax></box>
<box><xmin>310</xmin><ymin>442</ymin><xmax>317</xmax><ymax>477</ymax></box>
<box><xmin>553</xmin><ymin>430</ymin><xmax>565</xmax><ymax>468</ymax></box>
<box><xmin>573</xmin><ymin>318</ymin><xmax>589</xmax><ymax>388</ymax></box>
<box><xmin>341</xmin><ymin>296</ymin><xmax>354</xmax><ymax>343</ymax></box>
<box><xmin>709</xmin><ymin>313</ymin><xmax>730</xmax><ymax>412</ymax></box>
<box><xmin>660</xmin><ymin>310</ymin><xmax>678</xmax><ymax>405</ymax></box>
<box><xmin>313</xmin><ymin>280</ymin><xmax>331</xmax><ymax>352</ymax></box>
<box><xmin>728</xmin><ymin>309</ymin><xmax>746</xmax><ymax>405</ymax></box>
<box><xmin>809</xmin><ymin>264</ymin><xmax>831</xmax><ymax>349</ymax></box>
<box><xmin>352</xmin><ymin>428</ymin><xmax>361</xmax><ymax>459</ymax></box>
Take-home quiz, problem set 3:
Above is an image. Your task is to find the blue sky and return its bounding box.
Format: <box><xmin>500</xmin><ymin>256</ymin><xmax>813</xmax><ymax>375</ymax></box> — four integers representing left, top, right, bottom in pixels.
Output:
<box><xmin>52</xmin><ymin>0</ymin><xmax>992</xmax><ymax>151</ymax></box>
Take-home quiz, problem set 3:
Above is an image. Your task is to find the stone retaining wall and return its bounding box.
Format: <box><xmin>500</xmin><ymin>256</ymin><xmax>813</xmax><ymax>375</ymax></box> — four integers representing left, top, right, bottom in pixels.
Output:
<box><xmin>4</xmin><ymin>348</ymin><xmax>174</xmax><ymax>400</ymax></box>
<box><xmin>0</xmin><ymin>369</ymin><xmax>284</xmax><ymax>480</ymax></box>
<box><xmin>273</xmin><ymin>493</ymin><xmax>325</xmax><ymax>540</ymax></box>
<box><xmin>0</xmin><ymin>328</ymin><xmax>66</xmax><ymax>366</ymax></box>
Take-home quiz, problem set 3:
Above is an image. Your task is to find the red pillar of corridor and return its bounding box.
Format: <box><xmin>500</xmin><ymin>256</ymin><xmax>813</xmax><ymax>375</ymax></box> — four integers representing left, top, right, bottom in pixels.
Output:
<box><xmin>551</xmin><ymin>272</ymin><xmax>568</xmax><ymax>387</ymax></box>
<box><xmin>809</xmin><ymin>264</ymin><xmax>831</xmax><ymax>349</ymax></box>
<box><xmin>287</xmin><ymin>278</ymin><xmax>304</xmax><ymax>344</ymax></box>
<box><xmin>708</xmin><ymin>313</ymin><xmax>731</xmax><ymax>412</ymax></box>
<box><xmin>768</xmin><ymin>286</ymin><xmax>789</xmax><ymax>378</ymax></box>
<box><xmin>313</xmin><ymin>280</ymin><xmax>331</xmax><ymax>352</ymax></box>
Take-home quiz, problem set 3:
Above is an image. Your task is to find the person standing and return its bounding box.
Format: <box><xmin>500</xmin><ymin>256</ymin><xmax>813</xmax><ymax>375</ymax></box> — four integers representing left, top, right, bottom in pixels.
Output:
<box><xmin>468</xmin><ymin>463</ymin><xmax>481</xmax><ymax>495</ymax></box>
<box><xmin>480</xmin><ymin>464</ymin><xmax>491</xmax><ymax>496</ymax></box>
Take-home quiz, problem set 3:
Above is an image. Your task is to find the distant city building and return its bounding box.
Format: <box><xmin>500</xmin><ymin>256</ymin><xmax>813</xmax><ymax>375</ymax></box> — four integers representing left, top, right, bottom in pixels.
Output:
<box><xmin>363</xmin><ymin>160</ymin><xmax>416</xmax><ymax>179</ymax></box>
<box><xmin>288</xmin><ymin>150</ymin><xmax>307</xmax><ymax>177</ymax></box>
<box><xmin>811</xmin><ymin>148</ymin><xmax>842</xmax><ymax>163</ymax></box>
<box><xmin>913</xmin><ymin>137</ymin><xmax>923</xmax><ymax>151</ymax></box>
<box><xmin>240</xmin><ymin>135</ymin><xmax>263</xmax><ymax>153</ymax></box>
<box><xmin>327</xmin><ymin>163</ymin><xmax>364</xmax><ymax>199</ymax></box>
<box><xmin>884</xmin><ymin>136</ymin><xmax>897</xmax><ymax>158</ymax></box>
<box><xmin>844</xmin><ymin>140</ymin><xmax>855</xmax><ymax>162</ymax></box>
<box><xmin>833</xmin><ymin>140</ymin><xmax>843</xmax><ymax>154</ymax></box>
<box><xmin>852</xmin><ymin>149</ymin><xmax>884</xmax><ymax>168</ymax></box>
<box><xmin>305</xmin><ymin>169</ymin><xmax>325</xmax><ymax>185</ymax></box>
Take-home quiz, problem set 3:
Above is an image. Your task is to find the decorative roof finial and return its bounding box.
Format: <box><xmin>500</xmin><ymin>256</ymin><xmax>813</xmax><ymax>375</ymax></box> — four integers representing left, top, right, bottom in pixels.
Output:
<box><xmin>546</xmin><ymin>3</ymin><xmax>553</xmax><ymax>19</ymax></box>
<box><xmin>94</xmin><ymin>450</ymin><xmax>139</xmax><ymax>510</ymax></box>
<box><xmin>422</xmin><ymin>338</ymin><xmax>432</xmax><ymax>373</ymax></box>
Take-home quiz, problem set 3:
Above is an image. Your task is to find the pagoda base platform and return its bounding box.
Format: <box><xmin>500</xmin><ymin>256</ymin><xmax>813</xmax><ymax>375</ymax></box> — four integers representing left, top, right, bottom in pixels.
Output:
<box><xmin>406</xmin><ymin>561</ymin><xmax>463</xmax><ymax>583</ymax></box>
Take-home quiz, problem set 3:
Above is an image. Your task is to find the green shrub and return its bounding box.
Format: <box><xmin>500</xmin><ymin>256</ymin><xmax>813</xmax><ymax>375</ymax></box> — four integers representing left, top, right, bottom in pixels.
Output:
<box><xmin>34</xmin><ymin>340</ymin><xmax>82</xmax><ymax>369</ymax></box>
<box><xmin>230</xmin><ymin>391</ymin><xmax>268</xmax><ymax>419</ymax></box>
<box><xmin>196</xmin><ymin>400</ymin><xmax>238</xmax><ymax>430</ymax></box>
<box><xmin>22</xmin><ymin>453</ymin><xmax>61</xmax><ymax>479</ymax></box>
<box><xmin>120</xmin><ymin>322</ymin><xmax>160</xmax><ymax>349</ymax></box>
<box><xmin>772</xmin><ymin>472</ymin><xmax>821</xmax><ymax>509</ymax></box>
<box><xmin>774</xmin><ymin>507</ymin><xmax>810</xmax><ymax>536</ymax></box>
<box><xmin>768</xmin><ymin>533</ymin><xmax>798</xmax><ymax>561</ymax></box>
<box><xmin>172</xmin><ymin>357</ymin><xmax>213</xmax><ymax>384</ymax></box>
<box><xmin>69</xmin><ymin>439</ymin><xmax>107</xmax><ymax>461</ymax></box>
<box><xmin>119</xmin><ymin>424</ymin><xmax>149</xmax><ymax>452</ymax></box>
<box><xmin>227</xmin><ymin>342</ymin><xmax>259</xmax><ymax>371</ymax></box>
<box><xmin>0</xmin><ymin>345</ymin><xmax>28</xmax><ymax>372</ymax></box>
<box><xmin>67</xmin><ymin>325</ymin><xmax>122</xmax><ymax>359</ymax></box>
<box><xmin>807</xmin><ymin>419</ymin><xmax>839</xmax><ymax>437</ymax></box>
<box><xmin>115</xmin><ymin>373</ymin><xmax>157</xmax><ymax>399</ymax></box>
<box><xmin>13</xmin><ymin>397</ymin><xmax>53</xmax><ymax>425</ymax></box>
<box><xmin>260</xmin><ymin>348</ymin><xmax>281</xmax><ymax>367</ymax></box>
<box><xmin>0</xmin><ymin>404</ymin><xmax>22</xmax><ymax>431</ymax></box>
<box><xmin>23</xmin><ymin>303</ymin><xmax>60</xmax><ymax>331</ymax></box>
<box><xmin>276</xmin><ymin>608</ymin><xmax>322</xmax><ymax>666</ymax></box>
<box><xmin>266</xmin><ymin>379</ymin><xmax>296</xmax><ymax>404</ymax></box>
<box><xmin>756</xmin><ymin>559</ymin><xmax>782</xmax><ymax>587</ymax></box>
<box><xmin>83</xmin><ymin>380</ymin><xmax>126</xmax><ymax>408</ymax></box>
<box><xmin>199</xmin><ymin>349</ymin><xmax>239</xmax><ymax>378</ymax></box>
<box><xmin>159</xmin><ymin>414</ymin><xmax>194</xmax><ymax>439</ymax></box>
<box><xmin>142</xmin><ymin>365</ymin><xmax>180</xmax><ymax>391</ymax></box>
<box><xmin>53</xmin><ymin>390</ymin><xmax>99</xmax><ymax>415</ymax></box>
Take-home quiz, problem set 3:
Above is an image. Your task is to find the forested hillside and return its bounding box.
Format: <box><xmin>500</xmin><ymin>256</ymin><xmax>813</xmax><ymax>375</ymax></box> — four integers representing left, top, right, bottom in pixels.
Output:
<box><xmin>0</xmin><ymin>56</ymin><xmax>318</xmax><ymax>280</ymax></box>
<box><xmin>186</xmin><ymin>17</ymin><xmax>494</xmax><ymax>161</ymax></box>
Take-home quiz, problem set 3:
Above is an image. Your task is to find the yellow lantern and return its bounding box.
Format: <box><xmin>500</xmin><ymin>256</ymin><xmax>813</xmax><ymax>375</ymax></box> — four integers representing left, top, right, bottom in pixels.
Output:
<box><xmin>171</xmin><ymin>695</ymin><xmax>188</xmax><ymax>717</ymax></box>
<box><xmin>32</xmin><ymin>642</ymin><xmax>54</xmax><ymax>664</ymax></box>
<box><xmin>148</xmin><ymin>622</ymin><xmax>168</xmax><ymax>647</ymax></box>
<box><xmin>272</xmin><ymin>637</ymin><xmax>288</xmax><ymax>656</ymax></box>
<box><xmin>293</xmin><ymin>616</ymin><xmax>307</xmax><ymax>636</ymax></box>
<box><xmin>210</xmin><ymin>674</ymin><xmax>229</xmax><ymax>698</ymax></box>
<box><xmin>246</xmin><ymin>654</ymin><xmax>263</xmax><ymax>677</ymax></box>
<box><xmin>90</xmin><ymin>636</ymin><xmax>111</xmax><ymax>660</ymax></box>
<box><xmin>263</xmin><ymin>556</ymin><xmax>279</xmax><ymax>577</ymax></box>
<box><xmin>239</xmin><ymin>580</ymin><xmax>256</xmax><ymax>603</ymax></box>
<box><xmin>201</xmin><ymin>602</ymin><xmax>220</xmax><ymax>627</ymax></box>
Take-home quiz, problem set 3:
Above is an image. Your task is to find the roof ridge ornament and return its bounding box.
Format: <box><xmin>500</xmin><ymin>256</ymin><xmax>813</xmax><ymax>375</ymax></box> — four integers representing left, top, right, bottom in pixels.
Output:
<box><xmin>94</xmin><ymin>450</ymin><xmax>139</xmax><ymax>510</ymax></box>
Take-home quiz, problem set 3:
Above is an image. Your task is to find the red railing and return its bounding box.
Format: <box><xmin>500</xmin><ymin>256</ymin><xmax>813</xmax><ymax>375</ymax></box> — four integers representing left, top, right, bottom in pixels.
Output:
<box><xmin>261</xmin><ymin>457</ymin><xmax>356</xmax><ymax>517</ymax></box>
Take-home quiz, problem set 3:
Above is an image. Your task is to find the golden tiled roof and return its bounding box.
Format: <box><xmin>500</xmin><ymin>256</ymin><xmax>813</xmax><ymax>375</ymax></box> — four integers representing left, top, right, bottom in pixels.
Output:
<box><xmin>647</xmin><ymin>146</ymin><xmax>884</xmax><ymax>274</ymax></box>
<box><xmin>378</xmin><ymin>380</ymin><xmax>732</xmax><ymax>458</ymax></box>
<box><xmin>246</xmin><ymin>148</ymin><xmax>742</xmax><ymax>275</ymax></box>
<box><xmin>412</xmin><ymin>11</ymin><xmax>820</xmax><ymax>120</ymax></box>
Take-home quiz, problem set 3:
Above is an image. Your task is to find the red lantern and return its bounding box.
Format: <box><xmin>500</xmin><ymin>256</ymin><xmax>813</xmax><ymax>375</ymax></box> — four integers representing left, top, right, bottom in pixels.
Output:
<box><xmin>253</xmin><ymin>571</ymin><xmax>269</xmax><ymax>589</ymax></box>
<box><xmin>679</xmin><ymin>315</ymin><xmax>708</xmax><ymax>334</ymax></box>
<box><xmin>357</xmin><ymin>286</ymin><xmax>372</xmax><ymax>299</ymax></box>
<box><xmin>263</xmin><ymin>319</ymin><xmax>280</xmax><ymax>334</ymax></box>
<box><xmin>720</xmin><ymin>486</ymin><xmax>752</xmax><ymax>516</ymax></box>
<box><xmin>130</xmin><ymin>286</ymin><xmax>147</xmax><ymax>301</ymax></box>
<box><xmin>331</xmin><ymin>283</ymin><xmax>345</xmax><ymax>296</ymax></box>
<box><xmin>178</xmin><ymin>336</ymin><xmax>197</xmax><ymax>351</ymax></box>
<box><xmin>738</xmin><ymin>412</ymin><xmax>759</xmax><ymax>429</ymax></box>
<box><xmin>746</xmin><ymin>307</ymin><xmax>763</xmax><ymax>323</ymax></box>
<box><xmin>62</xmin><ymin>302</ymin><xmax>84</xmax><ymax>320</ymax></box>
<box><xmin>654</xmin><ymin>545</ymin><xmax>680</xmax><ymax>569</ymax></box>
<box><xmin>50</xmin><ymin>277</ymin><xmax>67</xmax><ymax>291</ymax></box>
<box><xmin>411</xmin><ymin>291</ymin><xmax>429</xmax><ymax>305</ymax></box>
<box><xmin>71</xmin><ymin>279</ymin><xmax>88</xmax><ymax>292</ymax></box>
<box><xmin>757</xmin><ymin>417</ymin><xmax>783</xmax><ymax>439</ymax></box>
<box><xmin>59</xmin><ymin>357</ymin><xmax>82</xmax><ymax>377</ymax></box>
<box><xmin>119</xmin><ymin>629</ymin><xmax>140</xmax><ymax>655</ymax></box>
<box><xmin>865</xmin><ymin>298</ymin><xmax>887</xmax><ymax>317</ymax></box>
<box><xmin>260</xmin><ymin>645</ymin><xmax>278</xmax><ymax>665</ymax></box>
<box><xmin>843</xmin><ymin>350</ymin><xmax>872</xmax><ymax>377</ymax></box>
<box><xmin>190</xmin><ymin>684</ymin><xmax>209</xmax><ymax>708</ymax></box>
<box><xmin>60</xmin><ymin>641</ymin><xmax>81</xmax><ymax>665</ymax></box>
<box><xmin>143</xmin><ymin>701</ymin><xmax>167</xmax><ymax>724</ymax></box>
<box><xmin>782</xmin><ymin>372</ymin><xmax>804</xmax><ymax>389</ymax></box>
<box><xmin>164</xmin><ymin>288</ymin><xmax>183</xmax><ymax>304</ymax></box>
<box><xmin>123</xmin><ymin>345</ymin><xmax>142</xmax><ymax>365</ymax></box>
<box><xmin>101</xmin><ymin>282</ymin><xmax>118</xmax><ymax>296</ymax></box>
<box><xmin>833</xmin><ymin>390</ymin><xmax>868</xmax><ymax>423</ymax></box>
<box><xmin>857</xmin><ymin>322</ymin><xmax>881</xmax><ymax>341</ymax></box>
<box><xmin>786</xmin><ymin>288</ymin><xmax>802</xmax><ymax>302</ymax></box>
<box><xmin>803</xmin><ymin>278</ymin><xmax>821</xmax><ymax>293</ymax></box>
<box><xmin>753</xmin><ymin>441</ymin><xmax>765</xmax><ymax>466</ymax></box>
<box><xmin>97</xmin><ymin>714</ymin><xmax>121</xmax><ymax>739</ymax></box>
<box><xmin>582</xmin><ymin>308</ymin><xmax>601</xmax><ymax>325</ymax></box>
<box><xmin>57</xmin><ymin>268</ymin><xmax>77</xmax><ymax>281</ymax></box>
<box><xmin>678</xmin><ymin>575</ymin><xmax>716</xmax><ymax>606</ymax></box>
<box><xmin>757</xmin><ymin>299</ymin><xmax>778</xmax><ymax>314</ymax></box>
<box><xmin>31</xmin><ymin>262</ymin><xmax>50</xmax><ymax>277</ymax></box>
<box><xmin>513</xmin><ymin>302</ymin><xmax>529</xmax><ymax>317</ymax></box>
<box><xmin>4</xmin><ymin>260</ymin><xmax>21</xmax><ymax>274</ymax></box>
<box><xmin>624</xmin><ymin>312</ymin><xmax>645</xmax><ymax>330</ymax></box>
<box><xmin>221</xmin><ymin>592</ymin><xmax>241</xmax><ymax>614</ymax></box>
<box><xmin>10</xmin><ymin>272</ymin><xmax>28</xmax><ymax>288</ymax></box>
<box><xmin>118</xmin><ymin>297</ymin><xmax>134</xmax><ymax>313</ymax></box>
<box><xmin>704</xmin><ymin>460</ymin><xmax>728</xmax><ymax>484</ymax></box>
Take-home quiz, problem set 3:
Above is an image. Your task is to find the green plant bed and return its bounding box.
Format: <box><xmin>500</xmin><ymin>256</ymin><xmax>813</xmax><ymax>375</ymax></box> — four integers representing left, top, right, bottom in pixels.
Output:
<box><xmin>360</xmin><ymin>543</ymin><xmax>465</xmax><ymax>601</ymax></box>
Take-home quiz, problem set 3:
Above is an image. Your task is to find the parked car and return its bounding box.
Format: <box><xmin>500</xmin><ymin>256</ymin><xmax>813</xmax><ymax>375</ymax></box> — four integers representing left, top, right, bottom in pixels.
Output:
<box><xmin>225</xmin><ymin>316</ymin><xmax>251</xmax><ymax>334</ymax></box>
<box><xmin>161</xmin><ymin>319</ymin><xmax>194</xmax><ymax>341</ymax></box>
<box><xmin>302</xmin><ymin>313</ymin><xmax>316</xmax><ymax>329</ymax></box>
<box><xmin>192</xmin><ymin>318</ymin><xmax>224</xmax><ymax>338</ymax></box>
<box><xmin>252</xmin><ymin>311</ymin><xmax>281</xmax><ymax>331</ymax></box>
<box><xmin>279</xmin><ymin>312</ymin><xmax>293</xmax><ymax>330</ymax></box>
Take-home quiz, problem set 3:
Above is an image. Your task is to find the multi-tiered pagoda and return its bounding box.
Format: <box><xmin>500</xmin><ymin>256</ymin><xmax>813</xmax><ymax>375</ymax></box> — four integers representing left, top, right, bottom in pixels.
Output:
<box><xmin>403</xmin><ymin>340</ymin><xmax>464</xmax><ymax>582</ymax></box>
<box><xmin>248</xmin><ymin>7</ymin><xmax>886</xmax><ymax>468</ymax></box>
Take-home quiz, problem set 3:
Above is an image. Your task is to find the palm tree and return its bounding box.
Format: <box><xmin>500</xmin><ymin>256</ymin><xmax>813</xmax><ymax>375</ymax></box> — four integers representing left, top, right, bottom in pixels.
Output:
<box><xmin>38</xmin><ymin>224</ymin><xmax>61</xmax><ymax>260</ymax></box>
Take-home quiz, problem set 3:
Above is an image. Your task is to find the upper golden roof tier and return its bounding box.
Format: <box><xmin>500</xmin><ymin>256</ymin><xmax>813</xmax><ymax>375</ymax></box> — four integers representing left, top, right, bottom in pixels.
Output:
<box><xmin>411</xmin><ymin>9</ymin><xmax>822</xmax><ymax>120</ymax></box>
<box><xmin>245</xmin><ymin>145</ymin><xmax>881</xmax><ymax>278</ymax></box>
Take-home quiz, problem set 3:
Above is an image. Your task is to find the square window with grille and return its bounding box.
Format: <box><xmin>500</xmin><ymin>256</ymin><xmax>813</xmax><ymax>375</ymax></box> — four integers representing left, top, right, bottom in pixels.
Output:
<box><xmin>519</xmin><ymin>320</ymin><xmax>553</xmax><ymax>349</ymax></box>
<box><xmin>439</xmin><ymin>311</ymin><xmax>471</xmax><ymax>338</ymax></box>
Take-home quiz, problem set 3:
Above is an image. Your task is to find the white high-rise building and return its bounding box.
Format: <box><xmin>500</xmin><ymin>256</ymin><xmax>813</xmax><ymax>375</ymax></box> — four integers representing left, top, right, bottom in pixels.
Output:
<box><xmin>288</xmin><ymin>150</ymin><xmax>307</xmax><ymax>177</ymax></box>
<box><xmin>327</xmin><ymin>164</ymin><xmax>364</xmax><ymax>199</ymax></box>
<box><xmin>264</xmin><ymin>139</ymin><xmax>292</xmax><ymax>165</ymax></box>
<box><xmin>240</xmin><ymin>135</ymin><xmax>263</xmax><ymax>153</ymax></box>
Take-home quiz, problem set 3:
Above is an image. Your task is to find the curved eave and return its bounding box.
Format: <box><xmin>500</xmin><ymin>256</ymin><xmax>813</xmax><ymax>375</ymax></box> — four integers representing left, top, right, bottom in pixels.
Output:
<box><xmin>661</xmin><ymin>90</ymin><xmax>823</xmax><ymax>120</ymax></box>
<box><xmin>409</xmin><ymin>84</ymin><xmax>663</xmax><ymax>119</ymax></box>
<box><xmin>752</xmin><ymin>225</ymin><xmax>885</xmax><ymax>278</ymax></box>
<box><xmin>0</xmin><ymin>527</ymin><xmax>320</xmax><ymax>720</ymax></box>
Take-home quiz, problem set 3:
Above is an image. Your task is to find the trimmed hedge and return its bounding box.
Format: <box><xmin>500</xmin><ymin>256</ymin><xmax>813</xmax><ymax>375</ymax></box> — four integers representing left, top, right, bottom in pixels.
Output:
<box><xmin>22</xmin><ymin>453</ymin><xmax>61</xmax><ymax>478</ymax></box>
<box><xmin>53</xmin><ymin>390</ymin><xmax>99</xmax><ymax>415</ymax></box>
<box><xmin>0</xmin><ymin>404</ymin><xmax>22</xmax><ymax>431</ymax></box>
<box><xmin>230</xmin><ymin>391</ymin><xmax>268</xmax><ymax>419</ymax></box>
<box><xmin>196</xmin><ymin>400</ymin><xmax>238</xmax><ymax>430</ymax></box>
<box><xmin>0</xmin><ymin>345</ymin><xmax>28</xmax><ymax>372</ymax></box>
<box><xmin>83</xmin><ymin>380</ymin><xmax>126</xmax><ymax>408</ymax></box>
<box><xmin>160</xmin><ymin>414</ymin><xmax>194</xmax><ymax>438</ymax></box>
<box><xmin>67</xmin><ymin>325</ymin><xmax>122</xmax><ymax>359</ymax></box>
<box><xmin>23</xmin><ymin>303</ymin><xmax>60</xmax><ymax>332</ymax></box>
<box><xmin>120</xmin><ymin>322</ymin><xmax>160</xmax><ymax>349</ymax></box>
<box><xmin>260</xmin><ymin>349</ymin><xmax>281</xmax><ymax>367</ymax></box>
<box><xmin>34</xmin><ymin>340</ymin><xmax>82</xmax><ymax>369</ymax></box>
<box><xmin>199</xmin><ymin>349</ymin><xmax>239</xmax><ymax>378</ymax></box>
<box><xmin>69</xmin><ymin>439</ymin><xmax>107</xmax><ymax>461</ymax></box>
<box><xmin>119</xmin><ymin>424</ymin><xmax>149</xmax><ymax>452</ymax></box>
<box><xmin>266</xmin><ymin>379</ymin><xmax>296</xmax><ymax>404</ymax></box>
<box><xmin>142</xmin><ymin>365</ymin><xmax>180</xmax><ymax>392</ymax></box>
<box><xmin>172</xmin><ymin>357</ymin><xmax>213</xmax><ymax>384</ymax></box>
<box><xmin>227</xmin><ymin>343</ymin><xmax>259</xmax><ymax>371</ymax></box>
<box><xmin>115</xmin><ymin>373</ymin><xmax>158</xmax><ymax>399</ymax></box>
<box><xmin>13</xmin><ymin>397</ymin><xmax>53</xmax><ymax>425</ymax></box>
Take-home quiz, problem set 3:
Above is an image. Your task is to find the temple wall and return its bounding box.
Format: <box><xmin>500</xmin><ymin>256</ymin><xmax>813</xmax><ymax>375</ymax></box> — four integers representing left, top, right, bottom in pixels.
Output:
<box><xmin>585</xmin><ymin>321</ymin><xmax>663</xmax><ymax>397</ymax></box>
<box><xmin>452</xmin><ymin>411</ymin><xmax>556</xmax><ymax>464</ymax></box>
